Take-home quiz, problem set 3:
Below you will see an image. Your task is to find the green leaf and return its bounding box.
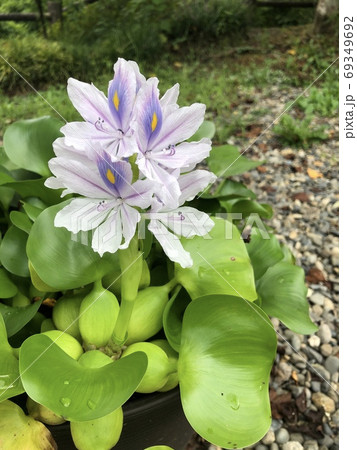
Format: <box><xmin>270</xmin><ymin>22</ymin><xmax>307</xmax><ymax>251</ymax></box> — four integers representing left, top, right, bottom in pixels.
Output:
<box><xmin>201</xmin><ymin>179</ymin><xmax>256</xmax><ymax>200</ymax></box>
<box><xmin>246</xmin><ymin>228</ymin><xmax>284</xmax><ymax>280</ymax></box>
<box><xmin>280</xmin><ymin>244</ymin><xmax>295</xmax><ymax>264</ymax></box>
<box><xmin>0</xmin><ymin>226</ymin><xmax>29</xmax><ymax>277</ymax></box>
<box><xmin>163</xmin><ymin>287</ymin><xmax>191</xmax><ymax>352</ymax></box>
<box><xmin>231</xmin><ymin>200</ymin><xmax>273</xmax><ymax>219</ymax></box>
<box><xmin>27</xmin><ymin>203</ymin><xmax>119</xmax><ymax>290</ymax></box>
<box><xmin>3</xmin><ymin>117</ymin><xmax>62</xmax><ymax>177</ymax></box>
<box><xmin>189</xmin><ymin>120</ymin><xmax>216</xmax><ymax>141</ymax></box>
<box><xmin>2</xmin><ymin>178</ymin><xmax>62</xmax><ymax>205</ymax></box>
<box><xmin>22</xmin><ymin>202</ymin><xmax>45</xmax><ymax>221</ymax></box>
<box><xmin>175</xmin><ymin>218</ymin><xmax>257</xmax><ymax>301</ymax></box>
<box><xmin>206</xmin><ymin>145</ymin><xmax>264</xmax><ymax>177</ymax></box>
<box><xmin>257</xmin><ymin>262</ymin><xmax>318</xmax><ymax>334</ymax></box>
<box><xmin>0</xmin><ymin>315</ymin><xmax>24</xmax><ymax>401</ymax></box>
<box><xmin>178</xmin><ymin>295</ymin><xmax>277</xmax><ymax>448</ymax></box>
<box><xmin>20</xmin><ymin>335</ymin><xmax>147</xmax><ymax>421</ymax></box>
<box><xmin>9</xmin><ymin>211</ymin><xmax>32</xmax><ymax>234</ymax></box>
<box><xmin>0</xmin><ymin>301</ymin><xmax>42</xmax><ymax>337</ymax></box>
<box><xmin>0</xmin><ymin>268</ymin><xmax>18</xmax><ymax>298</ymax></box>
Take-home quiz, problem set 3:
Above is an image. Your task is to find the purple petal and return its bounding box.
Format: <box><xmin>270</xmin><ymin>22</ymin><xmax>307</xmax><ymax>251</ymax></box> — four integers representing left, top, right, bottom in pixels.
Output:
<box><xmin>96</xmin><ymin>152</ymin><xmax>133</xmax><ymax>198</ymax></box>
<box><xmin>108</xmin><ymin>58</ymin><xmax>137</xmax><ymax>132</ymax></box>
<box><xmin>135</xmin><ymin>78</ymin><xmax>163</xmax><ymax>151</ymax></box>
<box><xmin>121</xmin><ymin>179</ymin><xmax>155</xmax><ymax>209</ymax></box>
<box><xmin>67</xmin><ymin>78</ymin><xmax>116</xmax><ymax>129</ymax></box>
<box><xmin>160</xmin><ymin>83</ymin><xmax>179</xmax><ymax>118</ymax></box>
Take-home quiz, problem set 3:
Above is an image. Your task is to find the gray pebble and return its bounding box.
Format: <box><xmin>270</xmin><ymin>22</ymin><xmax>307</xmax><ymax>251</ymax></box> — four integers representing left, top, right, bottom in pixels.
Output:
<box><xmin>324</xmin><ymin>355</ymin><xmax>339</xmax><ymax>375</ymax></box>
<box><xmin>332</xmin><ymin>409</ymin><xmax>339</xmax><ymax>425</ymax></box>
<box><xmin>303</xmin><ymin>440</ymin><xmax>319</xmax><ymax>450</ymax></box>
<box><xmin>311</xmin><ymin>363</ymin><xmax>331</xmax><ymax>381</ymax></box>
<box><xmin>311</xmin><ymin>381</ymin><xmax>321</xmax><ymax>392</ymax></box>
<box><xmin>305</xmin><ymin>347</ymin><xmax>324</xmax><ymax>364</ymax></box>
<box><xmin>310</xmin><ymin>292</ymin><xmax>325</xmax><ymax>306</ymax></box>
<box><xmin>276</xmin><ymin>428</ymin><xmax>290</xmax><ymax>444</ymax></box>
<box><xmin>255</xmin><ymin>445</ymin><xmax>268</xmax><ymax>450</ymax></box>
<box><xmin>320</xmin><ymin>343</ymin><xmax>333</xmax><ymax>357</ymax></box>
<box><xmin>320</xmin><ymin>435</ymin><xmax>334</xmax><ymax>447</ymax></box>
<box><xmin>282</xmin><ymin>442</ymin><xmax>303</xmax><ymax>450</ymax></box>
<box><xmin>317</xmin><ymin>324</ymin><xmax>332</xmax><ymax>344</ymax></box>
<box><xmin>290</xmin><ymin>433</ymin><xmax>304</xmax><ymax>444</ymax></box>
<box><xmin>291</xmin><ymin>335</ymin><xmax>301</xmax><ymax>351</ymax></box>
<box><xmin>270</xmin><ymin>444</ymin><xmax>279</xmax><ymax>450</ymax></box>
<box><xmin>323</xmin><ymin>422</ymin><xmax>334</xmax><ymax>436</ymax></box>
<box><xmin>271</xmin><ymin>419</ymin><xmax>283</xmax><ymax>432</ymax></box>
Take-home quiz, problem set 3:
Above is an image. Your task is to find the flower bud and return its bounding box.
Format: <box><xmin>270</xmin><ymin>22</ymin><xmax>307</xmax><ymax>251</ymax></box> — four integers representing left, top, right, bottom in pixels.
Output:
<box><xmin>126</xmin><ymin>285</ymin><xmax>170</xmax><ymax>345</ymax></box>
<box><xmin>40</xmin><ymin>318</ymin><xmax>56</xmax><ymax>333</ymax></box>
<box><xmin>52</xmin><ymin>292</ymin><xmax>83</xmax><ymax>340</ymax></box>
<box><xmin>12</xmin><ymin>291</ymin><xmax>31</xmax><ymax>307</ymax></box>
<box><xmin>41</xmin><ymin>330</ymin><xmax>83</xmax><ymax>360</ymax></box>
<box><xmin>151</xmin><ymin>339</ymin><xmax>179</xmax><ymax>392</ymax></box>
<box><xmin>122</xmin><ymin>342</ymin><xmax>171</xmax><ymax>393</ymax></box>
<box><xmin>79</xmin><ymin>280</ymin><xmax>119</xmax><ymax>348</ymax></box>
<box><xmin>26</xmin><ymin>397</ymin><xmax>66</xmax><ymax>426</ymax></box>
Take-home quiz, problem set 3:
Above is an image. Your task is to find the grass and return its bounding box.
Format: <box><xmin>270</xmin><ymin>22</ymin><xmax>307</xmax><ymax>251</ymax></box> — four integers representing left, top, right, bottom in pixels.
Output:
<box><xmin>0</xmin><ymin>25</ymin><xmax>338</xmax><ymax>146</ymax></box>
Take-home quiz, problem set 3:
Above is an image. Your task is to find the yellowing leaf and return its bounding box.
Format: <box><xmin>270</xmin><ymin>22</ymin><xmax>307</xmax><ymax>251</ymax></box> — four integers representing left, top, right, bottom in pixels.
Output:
<box><xmin>287</xmin><ymin>49</ymin><xmax>296</xmax><ymax>56</ymax></box>
<box><xmin>307</xmin><ymin>168</ymin><xmax>323</xmax><ymax>179</ymax></box>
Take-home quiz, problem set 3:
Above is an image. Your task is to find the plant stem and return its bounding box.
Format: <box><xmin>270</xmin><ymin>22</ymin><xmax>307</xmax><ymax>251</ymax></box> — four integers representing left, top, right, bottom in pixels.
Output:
<box><xmin>111</xmin><ymin>298</ymin><xmax>135</xmax><ymax>347</ymax></box>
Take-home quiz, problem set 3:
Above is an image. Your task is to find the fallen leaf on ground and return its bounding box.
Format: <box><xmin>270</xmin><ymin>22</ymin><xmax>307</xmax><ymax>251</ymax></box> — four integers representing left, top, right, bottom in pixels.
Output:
<box><xmin>307</xmin><ymin>168</ymin><xmax>323</xmax><ymax>179</ymax></box>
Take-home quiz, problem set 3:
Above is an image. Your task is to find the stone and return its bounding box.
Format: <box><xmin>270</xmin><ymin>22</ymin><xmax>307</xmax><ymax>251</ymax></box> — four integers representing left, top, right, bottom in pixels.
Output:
<box><xmin>291</xmin><ymin>335</ymin><xmax>301</xmax><ymax>352</ymax></box>
<box><xmin>323</xmin><ymin>298</ymin><xmax>335</xmax><ymax>312</ymax></box>
<box><xmin>271</xmin><ymin>419</ymin><xmax>283</xmax><ymax>432</ymax></box>
<box><xmin>311</xmin><ymin>304</ymin><xmax>323</xmax><ymax>317</ymax></box>
<box><xmin>276</xmin><ymin>428</ymin><xmax>290</xmax><ymax>444</ymax></box>
<box><xmin>308</xmin><ymin>335</ymin><xmax>321</xmax><ymax>348</ymax></box>
<box><xmin>304</xmin><ymin>440</ymin><xmax>319</xmax><ymax>450</ymax></box>
<box><xmin>312</xmin><ymin>392</ymin><xmax>336</xmax><ymax>413</ymax></box>
<box><xmin>290</xmin><ymin>433</ymin><xmax>304</xmax><ymax>444</ymax></box>
<box><xmin>282</xmin><ymin>442</ymin><xmax>303</xmax><ymax>450</ymax></box>
<box><xmin>320</xmin><ymin>343</ymin><xmax>333</xmax><ymax>356</ymax></box>
<box><xmin>310</xmin><ymin>292</ymin><xmax>325</xmax><ymax>306</ymax></box>
<box><xmin>255</xmin><ymin>445</ymin><xmax>268</xmax><ymax>450</ymax></box>
<box><xmin>262</xmin><ymin>430</ymin><xmax>275</xmax><ymax>445</ymax></box>
<box><xmin>318</xmin><ymin>324</ymin><xmax>332</xmax><ymax>343</ymax></box>
<box><xmin>311</xmin><ymin>381</ymin><xmax>321</xmax><ymax>392</ymax></box>
<box><xmin>270</xmin><ymin>444</ymin><xmax>279</xmax><ymax>450</ymax></box>
<box><xmin>276</xmin><ymin>362</ymin><xmax>292</xmax><ymax>383</ymax></box>
<box><xmin>324</xmin><ymin>355</ymin><xmax>339</xmax><ymax>374</ymax></box>
<box><xmin>312</xmin><ymin>363</ymin><xmax>331</xmax><ymax>381</ymax></box>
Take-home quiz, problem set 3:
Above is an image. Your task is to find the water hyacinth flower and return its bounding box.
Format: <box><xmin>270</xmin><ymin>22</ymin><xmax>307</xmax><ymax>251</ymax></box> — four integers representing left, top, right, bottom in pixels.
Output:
<box><xmin>135</xmin><ymin>78</ymin><xmax>211</xmax><ymax>209</ymax></box>
<box><xmin>61</xmin><ymin>59</ymin><xmax>145</xmax><ymax>159</ymax></box>
<box><xmin>45</xmin><ymin>139</ymin><xmax>154</xmax><ymax>255</ymax></box>
<box><xmin>47</xmin><ymin>57</ymin><xmax>217</xmax><ymax>267</ymax></box>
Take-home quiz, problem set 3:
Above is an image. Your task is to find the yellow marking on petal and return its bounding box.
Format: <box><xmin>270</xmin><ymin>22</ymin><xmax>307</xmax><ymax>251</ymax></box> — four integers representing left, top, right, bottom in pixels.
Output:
<box><xmin>112</xmin><ymin>91</ymin><xmax>120</xmax><ymax>111</ymax></box>
<box><xmin>106</xmin><ymin>169</ymin><xmax>116</xmax><ymax>184</ymax></box>
<box><xmin>151</xmin><ymin>112</ymin><xmax>158</xmax><ymax>132</ymax></box>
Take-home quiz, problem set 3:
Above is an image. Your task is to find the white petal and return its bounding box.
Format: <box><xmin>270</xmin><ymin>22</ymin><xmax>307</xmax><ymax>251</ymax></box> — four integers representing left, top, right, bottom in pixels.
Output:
<box><xmin>148</xmin><ymin>220</ymin><xmax>192</xmax><ymax>268</ymax></box>
<box><xmin>120</xmin><ymin>204</ymin><xmax>141</xmax><ymax>249</ymax></box>
<box><xmin>152</xmin><ymin>103</ymin><xmax>206</xmax><ymax>151</ymax></box>
<box><xmin>92</xmin><ymin>209</ymin><xmax>123</xmax><ymax>256</ymax></box>
<box><xmin>151</xmin><ymin>138</ymin><xmax>211</xmax><ymax>170</ymax></box>
<box><xmin>121</xmin><ymin>179</ymin><xmax>155</xmax><ymax>209</ymax></box>
<box><xmin>54</xmin><ymin>198</ymin><xmax>112</xmax><ymax>233</ymax></box>
<box><xmin>178</xmin><ymin>170</ymin><xmax>216</xmax><ymax>204</ymax></box>
<box><xmin>160</xmin><ymin>83</ymin><xmax>180</xmax><ymax>118</ymax></box>
<box><xmin>67</xmin><ymin>78</ymin><xmax>116</xmax><ymax>129</ymax></box>
<box><xmin>153</xmin><ymin>207</ymin><xmax>214</xmax><ymax>238</ymax></box>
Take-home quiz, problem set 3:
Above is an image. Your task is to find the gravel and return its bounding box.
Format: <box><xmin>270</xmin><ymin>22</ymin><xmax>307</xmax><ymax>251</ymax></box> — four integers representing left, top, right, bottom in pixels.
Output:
<box><xmin>196</xmin><ymin>84</ymin><xmax>339</xmax><ymax>450</ymax></box>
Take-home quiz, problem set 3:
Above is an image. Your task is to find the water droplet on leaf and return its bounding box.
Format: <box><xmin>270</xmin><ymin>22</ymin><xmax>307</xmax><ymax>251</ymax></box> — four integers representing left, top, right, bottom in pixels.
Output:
<box><xmin>63</xmin><ymin>380</ymin><xmax>70</xmax><ymax>385</ymax></box>
<box><xmin>60</xmin><ymin>397</ymin><xmax>71</xmax><ymax>407</ymax></box>
<box><xmin>87</xmin><ymin>400</ymin><xmax>96</xmax><ymax>410</ymax></box>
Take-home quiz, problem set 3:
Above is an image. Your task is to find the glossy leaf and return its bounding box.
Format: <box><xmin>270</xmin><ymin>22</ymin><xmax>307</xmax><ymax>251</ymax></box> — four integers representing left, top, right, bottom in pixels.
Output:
<box><xmin>175</xmin><ymin>218</ymin><xmax>257</xmax><ymax>301</ymax></box>
<box><xmin>201</xmin><ymin>179</ymin><xmax>256</xmax><ymax>200</ymax></box>
<box><xmin>189</xmin><ymin>120</ymin><xmax>215</xmax><ymax>141</ymax></box>
<box><xmin>246</xmin><ymin>228</ymin><xmax>284</xmax><ymax>280</ymax></box>
<box><xmin>163</xmin><ymin>287</ymin><xmax>191</xmax><ymax>352</ymax></box>
<box><xmin>0</xmin><ymin>268</ymin><xmax>18</xmax><ymax>298</ymax></box>
<box><xmin>10</xmin><ymin>211</ymin><xmax>32</xmax><ymax>234</ymax></box>
<box><xmin>20</xmin><ymin>335</ymin><xmax>148</xmax><ymax>421</ymax></box>
<box><xmin>27</xmin><ymin>203</ymin><xmax>119</xmax><ymax>290</ymax></box>
<box><xmin>0</xmin><ymin>225</ymin><xmax>29</xmax><ymax>277</ymax></box>
<box><xmin>257</xmin><ymin>262</ymin><xmax>318</xmax><ymax>334</ymax></box>
<box><xmin>3</xmin><ymin>178</ymin><xmax>62</xmax><ymax>205</ymax></box>
<box><xmin>0</xmin><ymin>315</ymin><xmax>24</xmax><ymax>401</ymax></box>
<box><xmin>231</xmin><ymin>200</ymin><xmax>273</xmax><ymax>219</ymax></box>
<box><xmin>207</xmin><ymin>145</ymin><xmax>264</xmax><ymax>177</ymax></box>
<box><xmin>22</xmin><ymin>202</ymin><xmax>45</xmax><ymax>221</ymax></box>
<box><xmin>178</xmin><ymin>295</ymin><xmax>277</xmax><ymax>448</ymax></box>
<box><xmin>0</xmin><ymin>301</ymin><xmax>42</xmax><ymax>337</ymax></box>
<box><xmin>3</xmin><ymin>117</ymin><xmax>62</xmax><ymax>177</ymax></box>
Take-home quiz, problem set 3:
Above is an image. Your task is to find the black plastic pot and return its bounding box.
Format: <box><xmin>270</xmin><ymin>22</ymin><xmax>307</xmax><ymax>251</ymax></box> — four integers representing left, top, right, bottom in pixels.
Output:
<box><xmin>48</xmin><ymin>388</ymin><xmax>194</xmax><ymax>450</ymax></box>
